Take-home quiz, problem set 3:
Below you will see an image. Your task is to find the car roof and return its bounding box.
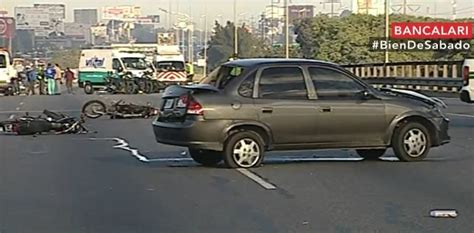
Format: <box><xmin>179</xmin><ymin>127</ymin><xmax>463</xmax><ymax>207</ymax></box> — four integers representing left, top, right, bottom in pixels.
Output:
<box><xmin>223</xmin><ymin>58</ymin><xmax>340</xmax><ymax>68</ymax></box>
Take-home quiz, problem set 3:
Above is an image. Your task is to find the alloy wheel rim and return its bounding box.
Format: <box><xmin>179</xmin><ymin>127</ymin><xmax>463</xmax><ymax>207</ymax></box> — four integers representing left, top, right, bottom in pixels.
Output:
<box><xmin>232</xmin><ymin>138</ymin><xmax>260</xmax><ymax>168</ymax></box>
<box><xmin>403</xmin><ymin>128</ymin><xmax>427</xmax><ymax>157</ymax></box>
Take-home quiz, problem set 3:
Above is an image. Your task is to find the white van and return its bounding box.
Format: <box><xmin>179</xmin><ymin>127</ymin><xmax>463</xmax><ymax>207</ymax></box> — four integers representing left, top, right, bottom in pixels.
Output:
<box><xmin>78</xmin><ymin>49</ymin><xmax>152</xmax><ymax>94</ymax></box>
<box><xmin>0</xmin><ymin>49</ymin><xmax>16</xmax><ymax>94</ymax></box>
<box><xmin>460</xmin><ymin>57</ymin><xmax>474</xmax><ymax>103</ymax></box>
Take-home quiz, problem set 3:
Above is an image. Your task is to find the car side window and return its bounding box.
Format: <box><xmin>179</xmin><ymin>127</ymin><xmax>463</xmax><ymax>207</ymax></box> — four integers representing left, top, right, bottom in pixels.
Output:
<box><xmin>309</xmin><ymin>67</ymin><xmax>365</xmax><ymax>99</ymax></box>
<box><xmin>112</xmin><ymin>59</ymin><xmax>121</xmax><ymax>70</ymax></box>
<box><xmin>238</xmin><ymin>72</ymin><xmax>255</xmax><ymax>98</ymax></box>
<box><xmin>258</xmin><ymin>67</ymin><xmax>308</xmax><ymax>99</ymax></box>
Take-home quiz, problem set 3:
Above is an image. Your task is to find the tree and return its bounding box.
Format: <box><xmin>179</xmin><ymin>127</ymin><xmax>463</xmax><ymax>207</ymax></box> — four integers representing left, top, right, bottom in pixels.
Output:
<box><xmin>206</xmin><ymin>21</ymin><xmax>268</xmax><ymax>70</ymax></box>
<box><xmin>50</xmin><ymin>49</ymin><xmax>81</xmax><ymax>69</ymax></box>
<box><xmin>294</xmin><ymin>14</ymin><xmax>474</xmax><ymax>64</ymax></box>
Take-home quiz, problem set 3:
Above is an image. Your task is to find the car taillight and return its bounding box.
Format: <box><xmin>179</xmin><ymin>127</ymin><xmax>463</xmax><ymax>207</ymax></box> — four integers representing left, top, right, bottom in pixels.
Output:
<box><xmin>463</xmin><ymin>66</ymin><xmax>469</xmax><ymax>86</ymax></box>
<box><xmin>187</xmin><ymin>99</ymin><xmax>203</xmax><ymax>115</ymax></box>
<box><xmin>177</xmin><ymin>95</ymin><xmax>203</xmax><ymax>115</ymax></box>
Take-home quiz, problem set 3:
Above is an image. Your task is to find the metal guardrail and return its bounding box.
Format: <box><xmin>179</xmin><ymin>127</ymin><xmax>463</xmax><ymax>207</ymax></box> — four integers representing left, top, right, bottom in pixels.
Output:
<box><xmin>361</xmin><ymin>76</ymin><xmax>463</xmax><ymax>96</ymax></box>
<box><xmin>343</xmin><ymin>60</ymin><xmax>464</xmax><ymax>79</ymax></box>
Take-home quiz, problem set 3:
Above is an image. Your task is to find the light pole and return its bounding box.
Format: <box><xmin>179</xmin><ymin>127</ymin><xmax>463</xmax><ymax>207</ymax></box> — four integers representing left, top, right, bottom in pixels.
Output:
<box><xmin>385</xmin><ymin>0</ymin><xmax>389</xmax><ymax>63</ymax></box>
<box><xmin>201</xmin><ymin>14</ymin><xmax>208</xmax><ymax>76</ymax></box>
<box><xmin>284</xmin><ymin>0</ymin><xmax>289</xmax><ymax>59</ymax></box>
<box><xmin>233</xmin><ymin>0</ymin><xmax>238</xmax><ymax>58</ymax></box>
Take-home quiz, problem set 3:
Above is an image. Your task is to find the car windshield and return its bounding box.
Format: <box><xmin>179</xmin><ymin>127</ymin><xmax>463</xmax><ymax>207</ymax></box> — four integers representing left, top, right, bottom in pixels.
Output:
<box><xmin>0</xmin><ymin>55</ymin><xmax>6</xmax><ymax>68</ymax></box>
<box><xmin>155</xmin><ymin>61</ymin><xmax>185</xmax><ymax>71</ymax></box>
<box><xmin>200</xmin><ymin>65</ymin><xmax>245</xmax><ymax>89</ymax></box>
<box><xmin>121</xmin><ymin>57</ymin><xmax>148</xmax><ymax>70</ymax></box>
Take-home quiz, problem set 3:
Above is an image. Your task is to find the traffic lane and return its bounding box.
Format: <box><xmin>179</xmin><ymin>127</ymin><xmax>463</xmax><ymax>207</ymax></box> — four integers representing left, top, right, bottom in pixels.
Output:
<box><xmin>442</xmin><ymin>97</ymin><xmax>474</xmax><ymax>115</ymax></box>
<box><xmin>0</xmin><ymin>133</ymin><xmax>290</xmax><ymax>233</ymax></box>
<box><xmin>250</xmin><ymin>124</ymin><xmax>473</xmax><ymax>233</ymax></box>
<box><xmin>0</xmin><ymin>95</ymin><xmax>28</xmax><ymax>112</ymax></box>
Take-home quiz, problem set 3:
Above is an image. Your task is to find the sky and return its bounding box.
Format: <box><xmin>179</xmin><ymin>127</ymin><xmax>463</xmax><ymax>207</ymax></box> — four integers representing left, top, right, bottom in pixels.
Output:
<box><xmin>1</xmin><ymin>0</ymin><xmax>473</xmax><ymax>29</ymax></box>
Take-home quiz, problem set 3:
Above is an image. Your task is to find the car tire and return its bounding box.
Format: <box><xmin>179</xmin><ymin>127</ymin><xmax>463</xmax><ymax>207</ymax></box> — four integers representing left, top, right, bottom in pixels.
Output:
<box><xmin>356</xmin><ymin>149</ymin><xmax>386</xmax><ymax>160</ymax></box>
<box><xmin>188</xmin><ymin>149</ymin><xmax>223</xmax><ymax>166</ymax></box>
<box><xmin>392</xmin><ymin>122</ymin><xmax>431</xmax><ymax>162</ymax></box>
<box><xmin>84</xmin><ymin>82</ymin><xmax>94</xmax><ymax>95</ymax></box>
<box><xmin>223</xmin><ymin>131</ymin><xmax>265</xmax><ymax>168</ymax></box>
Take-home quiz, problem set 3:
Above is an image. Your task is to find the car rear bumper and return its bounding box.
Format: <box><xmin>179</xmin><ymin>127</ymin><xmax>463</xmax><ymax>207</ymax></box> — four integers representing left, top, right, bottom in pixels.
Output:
<box><xmin>152</xmin><ymin>117</ymin><xmax>230</xmax><ymax>151</ymax></box>
<box><xmin>431</xmin><ymin>117</ymin><xmax>450</xmax><ymax>147</ymax></box>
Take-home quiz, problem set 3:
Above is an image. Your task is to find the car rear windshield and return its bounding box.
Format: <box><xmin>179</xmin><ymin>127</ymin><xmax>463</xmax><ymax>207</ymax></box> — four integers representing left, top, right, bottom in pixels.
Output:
<box><xmin>200</xmin><ymin>65</ymin><xmax>245</xmax><ymax>90</ymax></box>
<box><xmin>0</xmin><ymin>55</ymin><xmax>6</xmax><ymax>68</ymax></box>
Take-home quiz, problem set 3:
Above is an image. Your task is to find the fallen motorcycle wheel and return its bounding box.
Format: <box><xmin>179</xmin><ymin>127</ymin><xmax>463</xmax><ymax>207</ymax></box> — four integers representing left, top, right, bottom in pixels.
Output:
<box><xmin>82</xmin><ymin>100</ymin><xmax>107</xmax><ymax>119</ymax></box>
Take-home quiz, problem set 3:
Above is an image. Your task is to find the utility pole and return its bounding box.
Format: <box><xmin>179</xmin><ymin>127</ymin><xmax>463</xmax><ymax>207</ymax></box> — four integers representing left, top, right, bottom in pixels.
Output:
<box><xmin>366</xmin><ymin>0</ymin><xmax>369</xmax><ymax>14</ymax></box>
<box><xmin>385</xmin><ymin>0</ymin><xmax>389</xmax><ymax>64</ymax></box>
<box><xmin>203</xmin><ymin>14</ymin><xmax>208</xmax><ymax>76</ymax></box>
<box><xmin>168</xmin><ymin>0</ymin><xmax>172</xmax><ymax>29</ymax></box>
<box><xmin>234</xmin><ymin>0</ymin><xmax>238</xmax><ymax>58</ymax></box>
<box><xmin>402</xmin><ymin>0</ymin><xmax>407</xmax><ymax>14</ymax></box>
<box><xmin>284</xmin><ymin>0</ymin><xmax>289</xmax><ymax>59</ymax></box>
<box><xmin>452</xmin><ymin>0</ymin><xmax>456</xmax><ymax>20</ymax></box>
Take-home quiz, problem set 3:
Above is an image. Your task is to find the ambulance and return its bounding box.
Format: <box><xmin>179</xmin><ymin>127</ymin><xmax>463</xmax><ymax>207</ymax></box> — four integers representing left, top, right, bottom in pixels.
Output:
<box><xmin>0</xmin><ymin>49</ymin><xmax>16</xmax><ymax>94</ymax></box>
<box><xmin>460</xmin><ymin>57</ymin><xmax>474</xmax><ymax>103</ymax></box>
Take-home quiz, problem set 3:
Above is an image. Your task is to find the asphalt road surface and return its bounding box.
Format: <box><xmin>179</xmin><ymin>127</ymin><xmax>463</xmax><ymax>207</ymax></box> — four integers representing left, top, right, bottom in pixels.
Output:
<box><xmin>0</xmin><ymin>90</ymin><xmax>473</xmax><ymax>233</ymax></box>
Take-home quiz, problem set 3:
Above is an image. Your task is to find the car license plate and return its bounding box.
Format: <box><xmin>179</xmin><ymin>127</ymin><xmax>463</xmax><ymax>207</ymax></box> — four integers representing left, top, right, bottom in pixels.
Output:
<box><xmin>164</xmin><ymin>99</ymin><xmax>174</xmax><ymax>109</ymax></box>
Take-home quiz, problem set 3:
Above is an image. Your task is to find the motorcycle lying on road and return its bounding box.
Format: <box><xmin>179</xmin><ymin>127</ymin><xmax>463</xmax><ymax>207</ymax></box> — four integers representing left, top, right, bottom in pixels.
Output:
<box><xmin>0</xmin><ymin>110</ymin><xmax>90</xmax><ymax>135</ymax></box>
<box><xmin>81</xmin><ymin>99</ymin><xmax>159</xmax><ymax>119</ymax></box>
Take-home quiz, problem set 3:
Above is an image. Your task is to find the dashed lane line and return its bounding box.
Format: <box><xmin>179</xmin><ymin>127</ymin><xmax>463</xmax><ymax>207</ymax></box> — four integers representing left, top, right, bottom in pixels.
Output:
<box><xmin>236</xmin><ymin>168</ymin><xmax>277</xmax><ymax>190</ymax></box>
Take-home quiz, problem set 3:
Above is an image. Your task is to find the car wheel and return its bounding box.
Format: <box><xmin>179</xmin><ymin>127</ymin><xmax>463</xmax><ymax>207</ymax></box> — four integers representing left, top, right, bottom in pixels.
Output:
<box><xmin>356</xmin><ymin>149</ymin><xmax>386</xmax><ymax>160</ymax></box>
<box><xmin>188</xmin><ymin>149</ymin><xmax>223</xmax><ymax>166</ymax></box>
<box><xmin>392</xmin><ymin>122</ymin><xmax>431</xmax><ymax>161</ymax></box>
<box><xmin>84</xmin><ymin>83</ymin><xmax>94</xmax><ymax>95</ymax></box>
<box><xmin>223</xmin><ymin>131</ymin><xmax>265</xmax><ymax>168</ymax></box>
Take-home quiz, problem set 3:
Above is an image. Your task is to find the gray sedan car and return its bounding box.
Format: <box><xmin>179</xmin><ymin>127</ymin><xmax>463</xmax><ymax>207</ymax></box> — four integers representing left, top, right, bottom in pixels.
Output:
<box><xmin>153</xmin><ymin>59</ymin><xmax>450</xmax><ymax>168</ymax></box>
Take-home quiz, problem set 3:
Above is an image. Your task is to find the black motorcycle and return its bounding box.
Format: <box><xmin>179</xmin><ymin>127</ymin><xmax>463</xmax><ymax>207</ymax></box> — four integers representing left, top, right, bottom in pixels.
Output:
<box><xmin>81</xmin><ymin>99</ymin><xmax>159</xmax><ymax>119</ymax></box>
<box><xmin>104</xmin><ymin>72</ymin><xmax>137</xmax><ymax>94</ymax></box>
<box><xmin>0</xmin><ymin>110</ymin><xmax>90</xmax><ymax>135</ymax></box>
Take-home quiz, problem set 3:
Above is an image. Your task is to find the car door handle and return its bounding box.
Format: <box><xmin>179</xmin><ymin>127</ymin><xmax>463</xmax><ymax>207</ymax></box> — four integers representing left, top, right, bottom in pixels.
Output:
<box><xmin>320</xmin><ymin>106</ymin><xmax>331</xmax><ymax>113</ymax></box>
<box><xmin>261</xmin><ymin>107</ymin><xmax>273</xmax><ymax>113</ymax></box>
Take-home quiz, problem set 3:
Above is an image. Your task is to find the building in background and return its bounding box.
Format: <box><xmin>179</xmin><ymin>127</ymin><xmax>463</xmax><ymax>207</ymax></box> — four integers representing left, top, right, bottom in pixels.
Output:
<box><xmin>353</xmin><ymin>0</ymin><xmax>385</xmax><ymax>15</ymax></box>
<box><xmin>74</xmin><ymin>9</ymin><xmax>98</xmax><ymax>25</ymax></box>
<box><xmin>15</xmin><ymin>4</ymin><xmax>65</xmax><ymax>37</ymax></box>
<box><xmin>102</xmin><ymin>6</ymin><xmax>141</xmax><ymax>21</ymax></box>
<box><xmin>288</xmin><ymin>5</ymin><xmax>315</xmax><ymax>22</ymax></box>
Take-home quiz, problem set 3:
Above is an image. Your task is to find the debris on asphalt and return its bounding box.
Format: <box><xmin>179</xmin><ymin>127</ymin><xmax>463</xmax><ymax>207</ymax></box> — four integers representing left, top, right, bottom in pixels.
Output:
<box><xmin>302</xmin><ymin>221</ymin><xmax>309</xmax><ymax>225</ymax></box>
<box><xmin>429</xmin><ymin>209</ymin><xmax>458</xmax><ymax>218</ymax></box>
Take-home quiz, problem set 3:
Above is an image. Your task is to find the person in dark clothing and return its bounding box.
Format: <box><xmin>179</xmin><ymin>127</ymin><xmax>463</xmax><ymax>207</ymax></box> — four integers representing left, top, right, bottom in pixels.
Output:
<box><xmin>64</xmin><ymin>67</ymin><xmax>75</xmax><ymax>94</ymax></box>
<box><xmin>26</xmin><ymin>66</ymin><xmax>37</xmax><ymax>95</ymax></box>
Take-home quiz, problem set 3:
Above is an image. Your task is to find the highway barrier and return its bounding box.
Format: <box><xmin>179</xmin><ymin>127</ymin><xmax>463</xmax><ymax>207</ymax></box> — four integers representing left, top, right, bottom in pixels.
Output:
<box><xmin>343</xmin><ymin>60</ymin><xmax>464</xmax><ymax>97</ymax></box>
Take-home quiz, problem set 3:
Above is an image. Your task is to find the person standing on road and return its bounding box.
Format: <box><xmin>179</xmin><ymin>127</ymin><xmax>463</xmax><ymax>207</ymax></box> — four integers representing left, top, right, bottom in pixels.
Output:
<box><xmin>45</xmin><ymin>63</ymin><xmax>56</xmax><ymax>95</ymax></box>
<box><xmin>64</xmin><ymin>67</ymin><xmax>75</xmax><ymax>94</ymax></box>
<box><xmin>185</xmin><ymin>61</ymin><xmax>194</xmax><ymax>82</ymax></box>
<box><xmin>54</xmin><ymin>64</ymin><xmax>62</xmax><ymax>95</ymax></box>
<box><xmin>26</xmin><ymin>66</ymin><xmax>37</xmax><ymax>95</ymax></box>
<box><xmin>36</xmin><ymin>64</ymin><xmax>46</xmax><ymax>95</ymax></box>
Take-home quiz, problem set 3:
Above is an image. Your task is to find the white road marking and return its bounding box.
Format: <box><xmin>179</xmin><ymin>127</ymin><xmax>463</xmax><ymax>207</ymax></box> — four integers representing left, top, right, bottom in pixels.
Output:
<box><xmin>236</xmin><ymin>168</ymin><xmax>277</xmax><ymax>190</ymax></box>
<box><xmin>448</xmin><ymin>113</ymin><xmax>474</xmax><ymax>118</ymax></box>
<box><xmin>15</xmin><ymin>107</ymin><xmax>20</xmax><ymax>111</ymax></box>
<box><xmin>112</xmin><ymin>138</ymin><xmax>150</xmax><ymax>162</ymax></box>
<box><xmin>147</xmin><ymin>157</ymin><xmax>193</xmax><ymax>162</ymax></box>
<box><xmin>19</xmin><ymin>102</ymin><xmax>24</xmax><ymax>106</ymax></box>
<box><xmin>8</xmin><ymin>114</ymin><xmax>15</xmax><ymax>119</ymax></box>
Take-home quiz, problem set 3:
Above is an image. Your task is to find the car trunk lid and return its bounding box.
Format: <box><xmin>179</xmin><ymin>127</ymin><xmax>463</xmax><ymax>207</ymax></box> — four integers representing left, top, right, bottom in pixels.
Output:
<box><xmin>159</xmin><ymin>84</ymin><xmax>219</xmax><ymax>122</ymax></box>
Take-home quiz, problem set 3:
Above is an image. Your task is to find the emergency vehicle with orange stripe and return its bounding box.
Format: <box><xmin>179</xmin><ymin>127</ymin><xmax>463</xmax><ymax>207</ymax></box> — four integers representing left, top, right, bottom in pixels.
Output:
<box><xmin>153</xmin><ymin>45</ymin><xmax>187</xmax><ymax>85</ymax></box>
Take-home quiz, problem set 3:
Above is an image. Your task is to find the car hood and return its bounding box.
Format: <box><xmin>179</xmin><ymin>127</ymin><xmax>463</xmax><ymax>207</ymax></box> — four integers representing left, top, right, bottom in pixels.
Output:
<box><xmin>379</xmin><ymin>88</ymin><xmax>447</xmax><ymax>108</ymax></box>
